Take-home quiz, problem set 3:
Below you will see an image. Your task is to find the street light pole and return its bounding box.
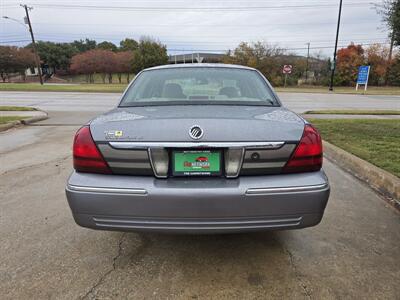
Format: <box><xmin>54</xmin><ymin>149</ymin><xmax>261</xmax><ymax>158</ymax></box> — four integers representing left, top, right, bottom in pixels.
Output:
<box><xmin>305</xmin><ymin>42</ymin><xmax>310</xmax><ymax>81</ymax></box>
<box><xmin>329</xmin><ymin>0</ymin><xmax>343</xmax><ymax>91</ymax></box>
<box><xmin>21</xmin><ymin>4</ymin><xmax>43</xmax><ymax>85</ymax></box>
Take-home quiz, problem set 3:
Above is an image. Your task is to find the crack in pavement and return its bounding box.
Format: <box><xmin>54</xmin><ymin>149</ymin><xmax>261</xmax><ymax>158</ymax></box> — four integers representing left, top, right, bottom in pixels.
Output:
<box><xmin>283</xmin><ymin>245</ymin><xmax>312</xmax><ymax>299</ymax></box>
<box><xmin>0</xmin><ymin>155</ymin><xmax>70</xmax><ymax>176</ymax></box>
<box><xmin>270</xmin><ymin>235</ymin><xmax>313</xmax><ymax>299</ymax></box>
<box><xmin>80</xmin><ymin>233</ymin><xmax>127</xmax><ymax>300</ymax></box>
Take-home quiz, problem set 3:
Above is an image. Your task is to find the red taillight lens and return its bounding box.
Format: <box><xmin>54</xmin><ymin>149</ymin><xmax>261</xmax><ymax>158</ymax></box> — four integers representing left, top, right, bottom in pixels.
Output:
<box><xmin>73</xmin><ymin>126</ymin><xmax>112</xmax><ymax>174</ymax></box>
<box><xmin>283</xmin><ymin>124</ymin><xmax>322</xmax><ymax>173</ymax></box>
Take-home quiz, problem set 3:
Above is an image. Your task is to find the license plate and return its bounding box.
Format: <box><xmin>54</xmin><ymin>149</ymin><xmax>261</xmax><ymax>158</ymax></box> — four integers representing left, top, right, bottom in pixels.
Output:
<box><xmin>172</xmin><ymin>150</ymin><xmax>221</xmax><ymax>176</ymax></box>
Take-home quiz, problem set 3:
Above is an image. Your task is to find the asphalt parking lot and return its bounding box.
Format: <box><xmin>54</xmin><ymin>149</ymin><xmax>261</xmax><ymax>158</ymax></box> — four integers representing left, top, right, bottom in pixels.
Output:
<box><xmin>1</xmin><ymin>91</ymin><xmax>399</xmax><ymax>299</ymax></box>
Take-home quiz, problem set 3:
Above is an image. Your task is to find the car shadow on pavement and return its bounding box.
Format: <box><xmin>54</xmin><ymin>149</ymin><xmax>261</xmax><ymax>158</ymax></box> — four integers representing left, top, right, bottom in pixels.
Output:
<box><xmin>94</xmin><ymin>230</ymin><xmax>303</xmax><ymax>298</ymax></box>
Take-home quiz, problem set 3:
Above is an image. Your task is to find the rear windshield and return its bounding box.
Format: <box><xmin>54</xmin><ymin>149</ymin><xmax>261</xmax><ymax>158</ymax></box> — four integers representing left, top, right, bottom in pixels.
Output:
<box><xmin>119</xmin><ymin>67</ymin><xmax>279</xmax><ymax>107</ymax></box>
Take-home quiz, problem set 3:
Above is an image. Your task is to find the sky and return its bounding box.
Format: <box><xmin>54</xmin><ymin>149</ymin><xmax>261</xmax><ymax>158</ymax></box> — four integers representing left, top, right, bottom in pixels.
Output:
<box><xmin>0</xmin><ymin>0</ymin><xmax>390</xmax><ymax>58</ymax></box>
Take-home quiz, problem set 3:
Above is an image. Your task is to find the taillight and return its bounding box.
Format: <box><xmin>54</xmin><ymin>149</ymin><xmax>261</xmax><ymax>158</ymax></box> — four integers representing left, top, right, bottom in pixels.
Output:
<box><xmin>73</xmin><ymin>126</ymin><xmax>112</xmax><ymax>174</ymax></box>
<box><xmin>283</xmin><ymin>124</ymin><xmax>322</xmax><ymax>173</ymax></box>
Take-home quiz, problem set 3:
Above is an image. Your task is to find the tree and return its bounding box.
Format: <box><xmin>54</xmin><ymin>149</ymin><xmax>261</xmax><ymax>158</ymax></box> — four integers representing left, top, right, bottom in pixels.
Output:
<box><xmin>71</xmin><ymin>38</ymin><xmax>97</xmax><ymax>53</ymax></box>
<box><xmin>0</xmin><ymin>46</ymin><xmax>36</xmax><ymax>82</ymax></box>
<box><xmin>366</xmin><ymin>44</ymin><xmax>390</xmax><ymax>85</ymax></box>
<box><xmin>70</xmin><ymin>49</ymin><xmax>116</xmax><ymax>83</ymax></box>
<box><xmin>223</xmin><ymin>42</ymin><xmax>307</xmax><ymax>86</ymax></box>
<box><xmin>335</xmin><ymin>43</ymin><xmax>365</xmax><ymax>86</ymax></box>
<box><xmin>115</xmin><ymin>51</ymin><xmax>134</xmax><ymax>83</ymax></box>
<box><xmin>223</xmin><ymin>42</ymin><xmax>259</xmax><ymax>67</ymax></box>
<box><xmin>26</xmin><ymin>41</ymin><xmax>78</xmax><ymax>74</ymax></box>
<box><xmin>119</xmin><ymin>38</ymin><xmax>139</xmax><ymax>51</ymax></box>
<box><xmin>70</xmin><ymin>51</ymin><xmax>96</xmax><ymax>83</ymax></box>
<box><xmin>97</xmin><ymin>41</ymin><xmax>118</xmax><ymax>52</ymax></box>
<box><xmin>376</xmin><ymin>0</ymin><xmax>400</xmax><ymax>46</ymax></box>
<box><xmin>132</xmin><ymin>38</ymin><xmax>168</xmax><ymax>73</ymax></box>
<box><xmin>387</xmin><ymin>53</ymin><xmax>400</xmax><ymax>85</ymax></box>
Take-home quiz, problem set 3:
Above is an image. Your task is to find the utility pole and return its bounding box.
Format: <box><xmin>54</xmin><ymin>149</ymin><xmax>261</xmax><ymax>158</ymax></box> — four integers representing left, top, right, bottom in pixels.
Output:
<box><xmin>21</xmin><ymin>4</ymin><xmax>43</xmax><ymax>85</ymax></box>
<box><xmin>329</xmin><ymin>0</ymin><xmax>343</xmax><ymax>91</ymax></box>
<box><xmin>305</xmin><ymin>42</ymin><xmax>310</xmax><ymax>81</ymax></box>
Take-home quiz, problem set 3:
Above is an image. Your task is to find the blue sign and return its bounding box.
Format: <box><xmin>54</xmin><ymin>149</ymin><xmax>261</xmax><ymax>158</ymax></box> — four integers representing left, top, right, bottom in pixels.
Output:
<box><xmin>357</xmin><ymin>66</ymin><xmax>370</xmax><ymax>84</ymax></box>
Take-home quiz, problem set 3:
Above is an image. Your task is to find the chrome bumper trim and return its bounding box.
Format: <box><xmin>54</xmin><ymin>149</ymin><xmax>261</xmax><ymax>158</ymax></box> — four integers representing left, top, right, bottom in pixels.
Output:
<box><xmin>246</xmin><ymin>183</ymin><xmax>329</xmax><ymax>195</ymax></box>
<box><xmin>67</xmin><ymin>185</ymin><xmax>147</xmax><ymax>195</ymax></box>
<box><xmin>109</xmin><ymin>141</ymin><xmax>285</xmax><ymax>149</ymax></box>
<box><xmin>93</xmin><ymin>216</ymin><xmax>302</xmax><ymax>226</ymax></box>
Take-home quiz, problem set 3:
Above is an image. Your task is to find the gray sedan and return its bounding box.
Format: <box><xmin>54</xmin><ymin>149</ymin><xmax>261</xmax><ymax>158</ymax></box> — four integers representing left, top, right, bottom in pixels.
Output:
<box><xmin>66</xmin><ymin>64</ymin><xmax>330</xmax><ymax>233</ymax></box>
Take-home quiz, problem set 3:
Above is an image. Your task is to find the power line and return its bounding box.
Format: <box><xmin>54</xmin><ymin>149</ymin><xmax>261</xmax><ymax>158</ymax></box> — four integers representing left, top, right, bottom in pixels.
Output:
<box><xmin>30</xmin><ymin>2</ymin><xmax>380</xmax><ymax>11</ymax></box>
<box><xmin>13</xmin><ymin>20</ymin><xmax>376</xmax><ymax>28</ymax></box>
<box><xmin>168</xmin><ymin>43</ymin><xmax>391</xmax><ymax>52</ymax></box>
<box><xmin>0</xmin><ymin>39</ymin><xmax>31</xmax><ymax>43</ymax></box>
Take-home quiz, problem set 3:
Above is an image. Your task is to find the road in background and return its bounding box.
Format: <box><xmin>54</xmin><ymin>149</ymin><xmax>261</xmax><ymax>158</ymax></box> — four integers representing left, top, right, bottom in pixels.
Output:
<box><xmin>1</xmin><ymin>91</ymin><xmax>399</xmax><ymax>114</ymax></box>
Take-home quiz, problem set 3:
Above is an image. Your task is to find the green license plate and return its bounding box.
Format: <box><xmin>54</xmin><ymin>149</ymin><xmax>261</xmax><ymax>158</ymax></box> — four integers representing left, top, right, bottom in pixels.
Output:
<box><xmin>172</xmin><ymin>150</ymin><xmax>221</xmax><ymax>176</ymax></box>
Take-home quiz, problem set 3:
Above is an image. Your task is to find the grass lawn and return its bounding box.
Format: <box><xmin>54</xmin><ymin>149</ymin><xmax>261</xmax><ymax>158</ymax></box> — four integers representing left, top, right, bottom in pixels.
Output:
<box><xmin>0</xmin><ymin>106</ymin><xmax>37</xmax><ymax>111</ymax></box>
<box><xmin>309</xmin><ymin>119</ymin><xmax>400</xmax><ymax>177</ymax></box>
<box><xmin>0</xmin><ymin>116</ymin><xmax>28</xmax><ymax>124</ymax></box>
<box><xmin>60</xmin><ymin>73</ymin><xmax>134</xmax><ymax>84</ymax></box>
<box><xmin>0</xmin><ymin>83</ymin><xmax>127</xmax><ymax>93</ymax></box>
<box><xmin>304</xmin><ymin>110</ymin><xmax>400</xmax><ymax>115</ymax></box>
<box><xmin>275</xmin><ymin>86</ymin><xmax>400</xmax><ymax>95</ymax></box>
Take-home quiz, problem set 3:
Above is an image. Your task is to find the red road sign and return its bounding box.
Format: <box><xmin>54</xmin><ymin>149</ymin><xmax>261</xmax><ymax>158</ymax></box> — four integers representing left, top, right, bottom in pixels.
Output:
<box><xmin>282</xmin><ymin>65</ymin><xmax>293</xmax><ymax>74</ymax></box>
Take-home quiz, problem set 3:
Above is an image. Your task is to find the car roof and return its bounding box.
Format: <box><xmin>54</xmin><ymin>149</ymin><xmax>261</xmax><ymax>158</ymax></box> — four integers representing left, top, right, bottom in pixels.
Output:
<box><xmin>144</xmin><ymin>63</ymin><xmax>257</xmax><ymax>72</ymax></box>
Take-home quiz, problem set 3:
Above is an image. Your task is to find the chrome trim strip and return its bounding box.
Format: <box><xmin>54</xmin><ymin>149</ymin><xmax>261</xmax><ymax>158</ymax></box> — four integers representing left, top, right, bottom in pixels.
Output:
<box><xmin>108</xmin><ymin>162</ymin><xmax>151</xmax><ymax>169</ymax></box>
<box><xmin>94</xmin><ymin>223</ymin><xmax>301</xmax><ymax>230</ymax></box>
<box><xmin>242</xmin><ymin>161</ymin><xmax>286</xmax><ymax>169</ymax></box>
<box><xmin>67</xmin><ymin>185</ymin><xmax>147</xmax><ymax>195</ymax></box>
<box><xmin>109</xmin><ymin>141</ymin><xmax>285</xmax><ymax>149</ymax></box>
<box><xmin>93</xmin><ymin>216</ymin><xmax>302</xmax><ymax>225</ymax></box>
<box><xmin>246</xmin><ymin>183</ymin><xmax>329</xmax><ymax>195</ymax></box>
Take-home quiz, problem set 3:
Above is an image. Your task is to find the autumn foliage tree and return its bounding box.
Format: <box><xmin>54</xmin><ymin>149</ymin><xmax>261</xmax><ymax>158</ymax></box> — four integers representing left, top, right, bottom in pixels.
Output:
<box><xmin>70</xmin><ymin>49</ymin><xmax>135</xmax><ymax>83</ymax></box>
<box><xmin>115</xmin><ymin>51</ymin><xmax>134</xmax><ymax>83</ymax></box>
<box><xmin>335</xmin><ymin>43</ymin><xmax>365</xmax><ymax>86</ymax></box>
<box><xmin>366</xmin><ymin>44</ymin><xmax>390</xmax><ymax>85</ymax></box>
<box><xmin>70</xmin><ymin>49</ymin><xmax>116</xmax><ymax>83</ymax></box>
<box><xmin>223</xmin><ymin>42</ymin><xmax>323</xmax><ymax>86</ymax></box>
<box><xmin>0</xmin><ymin>46</ymin><xmax>36</xmax><ymax>82</ymax></box>
<box><xmin>387</xmin><ymin>54</ymin><xmax>400</xmax><ymax>85</ymax></box>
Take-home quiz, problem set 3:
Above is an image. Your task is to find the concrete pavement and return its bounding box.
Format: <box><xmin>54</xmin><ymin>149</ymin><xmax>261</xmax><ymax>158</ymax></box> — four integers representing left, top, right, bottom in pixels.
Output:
<box><xmin>0</xmin><ymin>120</ymin><xmax>399</xmax><ymax>299</ymax></box>
<box><xmin>0</xmin><ymin>93</ymin><xmax>399</xmax><ymax>299</ymax></box>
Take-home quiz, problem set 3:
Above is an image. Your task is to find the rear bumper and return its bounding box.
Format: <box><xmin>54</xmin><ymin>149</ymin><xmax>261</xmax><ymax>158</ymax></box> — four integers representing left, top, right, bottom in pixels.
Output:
<box><xmin>65</xmin><ymin>171</ymin><xmax>330</xmax><ymax>233</ymax></box>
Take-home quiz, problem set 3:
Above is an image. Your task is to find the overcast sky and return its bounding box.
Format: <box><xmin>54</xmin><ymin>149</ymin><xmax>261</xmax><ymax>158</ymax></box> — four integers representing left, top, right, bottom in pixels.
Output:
<box><xmin>0</xmin><ymin>0</ymin><xmax>389</xmax><ymax>57</ymax></box>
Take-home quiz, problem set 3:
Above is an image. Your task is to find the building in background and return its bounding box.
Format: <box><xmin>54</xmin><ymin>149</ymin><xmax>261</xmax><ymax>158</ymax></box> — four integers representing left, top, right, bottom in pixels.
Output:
<box><xmin>168</xmin><ymin>52</ymin><xmax>225</xmax><ymax>64</ymax></box>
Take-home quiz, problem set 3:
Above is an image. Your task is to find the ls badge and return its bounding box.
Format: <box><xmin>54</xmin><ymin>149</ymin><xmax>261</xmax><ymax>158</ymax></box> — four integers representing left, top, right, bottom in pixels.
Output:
<box><xmin>105</xmin><ymin>130</ymin><xmax>123</xmax><ymax>139</ymax></box>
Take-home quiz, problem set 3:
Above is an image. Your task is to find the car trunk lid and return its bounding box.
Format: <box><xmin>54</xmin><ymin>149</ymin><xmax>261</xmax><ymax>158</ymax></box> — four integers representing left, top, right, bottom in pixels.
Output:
<box><xmin>90</xmin><ymin>105</ymin><xmax>305</xmax><ymax>142</ymax></box>
<box><xmin>89</xmin><ymin>105</ymin><xmax>305</xmax><ymax>177</ymax></box>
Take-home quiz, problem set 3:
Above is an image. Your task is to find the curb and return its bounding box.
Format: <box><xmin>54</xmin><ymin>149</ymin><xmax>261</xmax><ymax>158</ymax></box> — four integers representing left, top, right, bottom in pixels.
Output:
<box><xmin>21</xmin><ymin>113</ymin><xmax>48</xmax><ymax>125</ymax></box>
<box><xmin>323</xmin><ymin>141</ymin><xmax>400</xmax><ymax>210</ymax></box>
<box><xmin>0</xmin><ymin>111</ymin><xmax>48</xmax><ymax>132</ymax></box>
<box><xmin>0</xmin><ymin>120</ymin><xmax>22</xmax><ymax>132</ymax></box>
